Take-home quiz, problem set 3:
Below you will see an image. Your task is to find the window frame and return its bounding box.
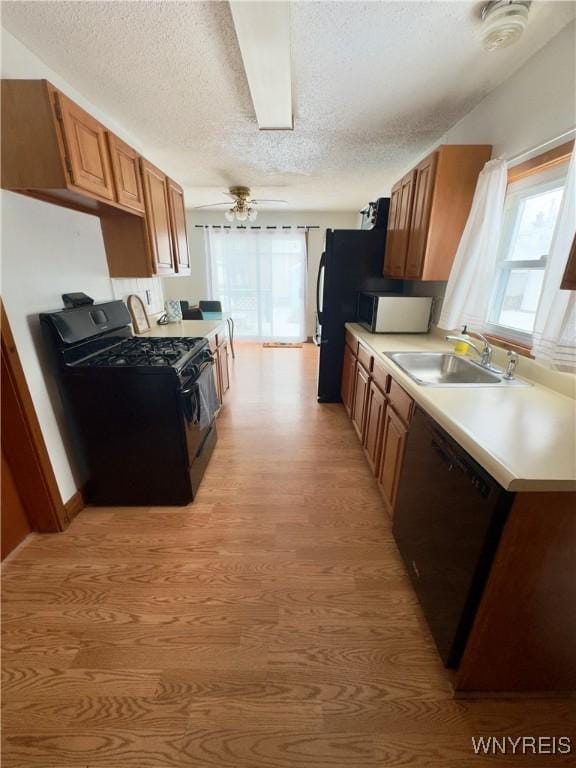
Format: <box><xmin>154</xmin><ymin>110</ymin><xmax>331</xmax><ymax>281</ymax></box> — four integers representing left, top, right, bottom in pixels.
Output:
<box><xmin>483</xmin><ymin>140</ymin><xmax>573</xmax><ymax>354</ymax></box>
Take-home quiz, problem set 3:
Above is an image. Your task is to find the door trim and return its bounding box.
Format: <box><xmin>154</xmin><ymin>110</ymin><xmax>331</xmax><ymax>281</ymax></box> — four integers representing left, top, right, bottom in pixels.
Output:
<box><xmin>1</xmin><ymin>301</ymin><xmax>69</xmax><ymax>533</ymax></box>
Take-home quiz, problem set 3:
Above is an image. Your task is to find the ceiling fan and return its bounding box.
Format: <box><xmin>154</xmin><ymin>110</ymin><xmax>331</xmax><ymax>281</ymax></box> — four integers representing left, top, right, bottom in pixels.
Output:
<box><xmin>192</xmin><ymin>186</ymin><xmax>288</xmax><ymax>222</ymax></box>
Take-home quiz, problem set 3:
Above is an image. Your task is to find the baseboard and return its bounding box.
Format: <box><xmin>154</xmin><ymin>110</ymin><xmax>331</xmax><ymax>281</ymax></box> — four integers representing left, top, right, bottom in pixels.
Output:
<box><xmin>63</xmin><ymin>488</ymin><xmax>85</xmax><ymax>523</ymax></box>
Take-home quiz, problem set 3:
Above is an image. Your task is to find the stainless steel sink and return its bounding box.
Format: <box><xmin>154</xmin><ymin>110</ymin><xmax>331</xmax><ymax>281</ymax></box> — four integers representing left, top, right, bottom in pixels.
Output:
<box><xmin>385</xmin><ymin>352</ymin><xmax>530</xmax><ymax>387</ymax></box>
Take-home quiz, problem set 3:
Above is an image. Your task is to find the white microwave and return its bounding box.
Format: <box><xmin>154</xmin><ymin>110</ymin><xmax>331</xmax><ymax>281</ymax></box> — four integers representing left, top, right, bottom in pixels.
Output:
<box><xmin>357</xmin><ymin>293</ymin><xmax>432</xmax><ymax>333</ymax></box>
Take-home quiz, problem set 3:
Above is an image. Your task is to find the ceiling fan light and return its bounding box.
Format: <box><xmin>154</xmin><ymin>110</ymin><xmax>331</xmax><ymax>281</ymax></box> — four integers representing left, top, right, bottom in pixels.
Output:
<box><xmin>224</xmin><ymin>209</ymin><xmax>235</xmax><ymax>222</ymax></box>
<box><xmin>235</xmin><ymin>209</ymin><xmax>248</xmax><ymax>222</ymax></box>
<box><xmin>248</xmin><ymin>208</ymin><xmax>258</xmax><ymax>222</ymax></box>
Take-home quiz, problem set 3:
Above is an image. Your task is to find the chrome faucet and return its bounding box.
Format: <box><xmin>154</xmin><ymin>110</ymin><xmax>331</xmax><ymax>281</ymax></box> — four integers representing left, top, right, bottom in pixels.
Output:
<box><xmin>445</xmin><ymin>332</ymin><xmax>494</xmax><ymax>369</ymax></box>
<box><xmin>503</xmin><ymin>350</ymin><xmax>519</xmax><ymax>380</ymax></box>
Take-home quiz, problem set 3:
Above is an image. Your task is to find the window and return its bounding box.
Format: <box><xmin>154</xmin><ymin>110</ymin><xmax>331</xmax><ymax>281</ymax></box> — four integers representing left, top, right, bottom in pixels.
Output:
<box><xmin>486</xmin><ymin>162</ymin><xmax>568</xmax><ymax>345</ymax></box>
<box><xmin>206</xmin><ymin>228</ymin><xmax>307</xmax><ymax>341</ymax></box>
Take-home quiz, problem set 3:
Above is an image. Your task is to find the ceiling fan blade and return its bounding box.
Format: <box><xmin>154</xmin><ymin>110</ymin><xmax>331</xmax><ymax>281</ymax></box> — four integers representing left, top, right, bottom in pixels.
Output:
<box><xmin>191</xmin><ymin>202</ymin><xmax>234</xmax><ymax>209</ymax></box>
<box><xmin>250</xmin><ymin>199</ymin><xmax>288</xmax><ymax>205</ymax></box>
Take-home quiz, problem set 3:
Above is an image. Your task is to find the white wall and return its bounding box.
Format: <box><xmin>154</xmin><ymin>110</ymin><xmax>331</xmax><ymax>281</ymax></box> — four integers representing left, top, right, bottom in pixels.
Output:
<box><xmin>1</xmin><ymin>192</ymin><xmax>112</xmax><ymax>500</ymax></box>
<box><xmin>441</xmin><ymin>21</ymin><xmax>575</xmax><ymax>161</ymax></box>
<box><xmin>163</xmin><ymin>210</ymin><xmax>359</xmax><ymax>337</ymax></box>
<box><xmin>407</xmin><ymin>21</ymin><xmax>576</xmax><ymax>172</ymax></box>
<box><xmin>1</xmin><ymin>29</ymin><xmax>164</xmax><ymax>501</ymax></box>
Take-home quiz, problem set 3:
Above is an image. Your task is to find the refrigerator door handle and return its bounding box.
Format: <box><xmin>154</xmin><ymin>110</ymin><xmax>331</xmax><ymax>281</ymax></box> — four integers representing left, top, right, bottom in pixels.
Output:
<box><xmin>316</xmin><ymin>252</ymin><xmax>326</xmax><ymax>324</ymax></box>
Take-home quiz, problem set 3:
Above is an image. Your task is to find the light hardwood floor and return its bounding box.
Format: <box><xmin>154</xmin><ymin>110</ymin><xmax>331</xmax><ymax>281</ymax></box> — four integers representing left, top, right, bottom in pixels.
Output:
<box><xmin>2</xmin><ymin>343</ymin><xmax>574</xmax><ymax>767</ymax></box>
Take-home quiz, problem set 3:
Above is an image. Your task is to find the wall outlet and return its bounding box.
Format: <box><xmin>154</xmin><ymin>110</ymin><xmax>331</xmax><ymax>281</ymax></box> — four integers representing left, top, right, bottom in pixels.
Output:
<box><xmin>145</xmin><ymin>290</ymin><xmax>152</xmax><ymax>305</ymax></box>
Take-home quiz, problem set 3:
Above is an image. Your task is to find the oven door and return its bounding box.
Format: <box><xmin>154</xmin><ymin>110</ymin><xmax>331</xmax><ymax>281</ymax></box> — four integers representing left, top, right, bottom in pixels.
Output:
<box><xmin>180</xmin><ymin>362</ymin><xmax>215</xmax><ymax>467</ymax></box>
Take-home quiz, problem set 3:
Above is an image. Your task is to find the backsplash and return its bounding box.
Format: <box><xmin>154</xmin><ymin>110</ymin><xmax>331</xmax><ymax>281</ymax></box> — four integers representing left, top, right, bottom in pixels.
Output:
<box><xmin>403</xmin><ymin>280</ymin><xmax>447</xmax><ymax>325</ymax></box>
<box><xmin>111</xmin><ymin>277</ymin><xmax>164</xmax><ymax>317</ymax></box>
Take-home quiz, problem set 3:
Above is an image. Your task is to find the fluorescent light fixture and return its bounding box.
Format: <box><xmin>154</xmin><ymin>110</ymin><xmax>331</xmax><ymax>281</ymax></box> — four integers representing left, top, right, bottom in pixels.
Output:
<box><xmin>230</xmin><ymin>0</ymin><xmax>293</xmax><ymax>130</ymax></box>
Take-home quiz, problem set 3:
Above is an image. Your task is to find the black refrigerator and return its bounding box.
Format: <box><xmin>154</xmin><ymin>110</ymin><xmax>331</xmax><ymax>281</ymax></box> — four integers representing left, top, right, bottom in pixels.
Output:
<box><xmin>316</xmin><ymin>206</ymin><xmax>400</xmax><ymax>402</ymax></box>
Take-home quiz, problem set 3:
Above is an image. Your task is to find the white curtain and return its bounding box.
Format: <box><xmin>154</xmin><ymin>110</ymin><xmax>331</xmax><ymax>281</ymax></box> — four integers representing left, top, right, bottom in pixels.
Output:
<box><xmin>205</xmin><ymin>227</ymin><xmax>307</xmax><ymax>341</ymax></box>
<box><xmin>438</xmin><ymin>158</ymin><xmax>508</xmax><ymax>331</ymax></box>
<box><xmin>531</xmin><ymin>150</ymin><xmax>576</xmax><ymax>370</ymax></box>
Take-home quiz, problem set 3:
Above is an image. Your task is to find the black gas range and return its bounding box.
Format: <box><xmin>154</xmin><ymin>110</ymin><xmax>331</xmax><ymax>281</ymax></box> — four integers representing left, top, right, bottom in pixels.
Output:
<box><xmin>40</xmin><ymin>300</ymin><xmax>219</xmax><ymax>506</ymax></box>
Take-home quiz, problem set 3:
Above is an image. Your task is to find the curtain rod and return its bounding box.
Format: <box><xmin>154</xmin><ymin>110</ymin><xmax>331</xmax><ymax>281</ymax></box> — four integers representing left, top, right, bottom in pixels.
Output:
<box><xmin>507</xmin><ymin>128</ymin><xmax>575</xmax><ymax>166</ymax></box>
<box><xmin>195</xmin><ymin>225</ymin><xmax>320</xmax><ymax>230</ymax></box>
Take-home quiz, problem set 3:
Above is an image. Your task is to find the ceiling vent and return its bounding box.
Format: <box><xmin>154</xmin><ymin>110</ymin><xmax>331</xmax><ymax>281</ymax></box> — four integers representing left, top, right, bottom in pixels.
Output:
<box><xmin>480</xmin><ymin>1</ymin><xmax>531</xmax><ymax>51</ymax></box>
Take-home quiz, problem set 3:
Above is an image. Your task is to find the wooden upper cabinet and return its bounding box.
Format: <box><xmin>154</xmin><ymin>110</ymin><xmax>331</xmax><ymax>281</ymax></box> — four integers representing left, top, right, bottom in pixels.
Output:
<box><xmin>107</xmin><ymin>133</ymin><xmax>145</xmax><ymax>212</ymax></box>
<box><xmin>1</xmin><ymin>79</ymin><xmax>144</xmax><ymax>216</ymax></box>
<box><xmin>167</xmin><ymin>179</ymin><xmax>191</xmax><ymax>274</ymax></box>
<box><xmin>55</xmin><ymin>93</ymin><xmax>115</xmax><ymax>201</ymax></box>
<box><xmin>383</xmin><ymin>180</ymin><xmax>401</xmax><ymax>277</ymax></box>
<box><xmin>384</xmin><ymin>171</ymin><xmax>415</xmax><ymax>278</ymax></box>
<box><xmin>140</xmin><ymin>159</ymin><xmax>175</xmax><ymax>275</ymax></box>
<box><xmin>383</xmin><ymin>145</ymin><xmax>492</xmax><ymax>281</ymax></box>
<box><xmin>405</xmin><ymin>153</ymin><xmax>438</xmax><ymax>279</ymax></box>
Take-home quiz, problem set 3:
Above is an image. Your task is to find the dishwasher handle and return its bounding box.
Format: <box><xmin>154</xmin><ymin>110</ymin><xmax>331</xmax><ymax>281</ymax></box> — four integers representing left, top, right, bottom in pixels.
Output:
<box><xmin>430</xmin><ymin>433</ymin><xmax>490</xmax><ymax>497</ymax></box>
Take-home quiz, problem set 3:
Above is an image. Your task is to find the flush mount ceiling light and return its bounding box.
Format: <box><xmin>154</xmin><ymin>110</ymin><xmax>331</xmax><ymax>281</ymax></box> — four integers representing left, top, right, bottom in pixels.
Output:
<box><xmin>480</xmin><ymin>1</ymin><xmax>531</xmax><ymax>51</ymax></box>
<box><xmin>193</xmin><ymin>186</ymin><xmax>288</xmax><ymax>222</ymax></box>
<box><xmin>229</xmin><ymin>1</ymin><xmax>293</xmax><ymax>130</ymax></box>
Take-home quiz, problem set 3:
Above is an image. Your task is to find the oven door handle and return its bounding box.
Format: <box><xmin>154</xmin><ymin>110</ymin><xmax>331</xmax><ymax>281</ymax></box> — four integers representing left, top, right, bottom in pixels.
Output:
<box><xmin>180</xmin><ymin>360</ymin><xmax>214</xmax><ymax>397</ymax></box>
<box><xmin>181</xmin><ymin>383</ymin><xmax>197</xmax><ymax>398</ymax></box>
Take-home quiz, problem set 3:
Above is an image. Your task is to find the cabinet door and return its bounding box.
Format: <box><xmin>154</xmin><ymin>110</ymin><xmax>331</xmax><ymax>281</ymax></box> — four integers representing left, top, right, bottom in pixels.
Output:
<box><xmin>219</xmin><ymin>340</ymin><xmax>230</xmax><ymax>397</ymax></box>
<box><xmin>385</xmin><ymin>171</ymin><xmax>416</xmax><ymax>278</ymax></box>
<box><xmin>341</xmin><ymin>344</ymin><xmax>356</xmax><ymax>416</ymax></box>
<box><xmin>405</xmin><ymin>153</ymin><xmax>438</xmax><ymax>279</ymax></box>
<box><xmin>351</xmin><ymin>362</ymin><xmax>370</xmax><ymax>440</ymax></box>
<box><xmin>379</xmin><ymin>407</ymin><xmax>407</xmax><ymax>514</ymax></box>
<box><xmin>56</xmin><ymin>93</ymin><xmax>115</xmax><ymax>201</ymax></box>
<box><xmin>141</xmin><ymin>159</ymin><xmax>175</xmax><ymax>275</ymax></box>
<box><xmin>168</xmin><ymin>180</ymin><xmax>191</xmax><ymax>274</ymax></box>
<box><xmin>213</xmin><ymin>347</ymin><xmax>223</xmax><ymax>405</ymax></box>
<box><xmin>107</xmin><ymin>133</ymin><xmax>144</xmax><ymax>212</ymax></box>
<box><xmin>383</xmin><ymin>180</ymin><xmax>402</xmax><ymax>277</ymax></box>
<box><xmin>363</xmin><ymin>381</ymin><xmax>386</xmax><ymax>476</ymax></box>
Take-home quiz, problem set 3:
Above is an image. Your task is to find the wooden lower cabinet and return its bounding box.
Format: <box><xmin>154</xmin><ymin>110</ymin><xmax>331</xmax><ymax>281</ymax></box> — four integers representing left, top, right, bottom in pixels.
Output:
<box><xmin>351</xmin><ymin>362</ymin><xmax>370</xmax><ymax>439</ymax></box>
<box><xmin>342</xmin><ymin>332</ymin><xmax>413</xmax><ymax>514</ymax></box>
<box><xmin>378</xmin><ymin>400</ymin><xmax>408</xmax><ymax>514</ymax></box>
<box><xmin>218</xmin><ymin>339</ymin><xmax>230</xmax><ymax>398</ymax></box>
<box><xmin>363</xmin><ymin>380</ymin><xmax>386</xmax><ymax>476</ymax></box>
<box><xmin>341</xmin><ymin>343</ymin><xmax>356</xmax><ymax>416</ymax></box>
<box><xmin>213</xmin><ymin>356</ymin><xmax>222</xmax><ymax>405</ymax></box>
<box><xmin>212</xmin><ymin>334</ymin><xmax>231</xmax><ymax>407</ymax></box>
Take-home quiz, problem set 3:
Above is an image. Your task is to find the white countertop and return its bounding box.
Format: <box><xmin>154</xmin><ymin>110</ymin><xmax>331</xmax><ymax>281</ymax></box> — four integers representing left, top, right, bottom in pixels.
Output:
<box><xmin>140</xmin><ymin>319</ymin><xmax>226</xmax><ymax>339</ymax></box>
<box><xmin>346</xmin><ymin>323</ymin><xmax>576</xmax><ymax>492</ymax></box>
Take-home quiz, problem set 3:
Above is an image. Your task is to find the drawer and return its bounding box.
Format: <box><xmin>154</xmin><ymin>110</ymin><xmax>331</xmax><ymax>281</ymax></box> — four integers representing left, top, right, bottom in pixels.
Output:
<box><xmin>372</xmin><ymin>358</ymin><xmax>389</xmax><ymax>394</ymax></box>
<box><xmin>357</xmin><ymin>343</ymin><xmax>373</xmax><ymax>372</ymax></box>
<box><xmin>387</xmin><ymin>377</ymin><xmax>414</xmax><ymax>423</ymax></box>
<box><xmin>345</xmin><ymin>329</ymin><xmax>359</xmax><ymax>356</ymax></box>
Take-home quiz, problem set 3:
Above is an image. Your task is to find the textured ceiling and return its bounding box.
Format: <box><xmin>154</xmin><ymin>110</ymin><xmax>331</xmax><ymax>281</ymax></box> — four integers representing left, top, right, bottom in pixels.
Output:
<box><xmin>2</xmin><ymin>1</ymin><xmax>575</xmax><ymax>211</ymax></box>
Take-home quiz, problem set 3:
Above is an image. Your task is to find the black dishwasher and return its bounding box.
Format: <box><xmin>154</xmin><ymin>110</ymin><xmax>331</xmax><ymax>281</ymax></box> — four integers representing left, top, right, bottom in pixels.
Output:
<box><xmin>392</xmin><ymin>407</ymin><xmax>513</xmax><ymax>668</ymax></box>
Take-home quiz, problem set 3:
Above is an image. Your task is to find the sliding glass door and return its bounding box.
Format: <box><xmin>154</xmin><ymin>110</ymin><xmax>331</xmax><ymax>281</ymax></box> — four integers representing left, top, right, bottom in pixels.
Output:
<box><xmin>206</xmin><ymin>228</ymin><xmax>307</xmax><ymax>341</ymax></box>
